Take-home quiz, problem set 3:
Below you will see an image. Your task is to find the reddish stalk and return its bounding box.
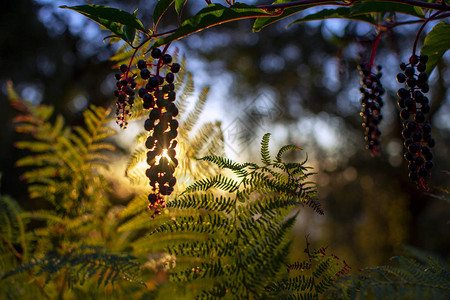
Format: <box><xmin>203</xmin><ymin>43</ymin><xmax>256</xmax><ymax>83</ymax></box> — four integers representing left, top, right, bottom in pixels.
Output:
<box><xmin>369</xmin><ymin>30</ymin><xmax>382</xmax><ymax>70</ymax></box>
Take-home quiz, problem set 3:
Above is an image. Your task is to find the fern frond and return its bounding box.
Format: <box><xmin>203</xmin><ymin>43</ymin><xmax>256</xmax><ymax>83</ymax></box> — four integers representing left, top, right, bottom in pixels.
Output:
<box><xmin>260</xmin><ymin>133</ymin><xmax>272</xmax><ymax>165</ymax></box>
<box><xmin>11</xmin><ymin>88</ymin><xmax>115</xmax><ymax>212</ymax></box>
<box><xmin>182</xmin><ymin>174</ymin><xmax>240</xmax><ymax>194</ymax></box>
<box><xmin>167</xmin><ymin>193</ymin><xmax>235</xmax><ymax>214</ymax></box>
<box><xmin>150</xmin><ymin>214</ymin><xmax>233</xmax><ymax>236</ymax></box>
<box><xmin>124</xmin><ymin>146</ymin><xmax>147</xmax><ymax>184</ymax></box>
<box><xmin>3</xmin><ymin>245</ymin><xmax>145</xmax><ymax>287</ymax></box>
<box><xmin>275</xmin><ymin>144</ymin><xmax>302</xmax><ymax>163</ymax></box>
<box><xmin>328</xmin><ymin>251</ymin><xmax>450</xmax><ymax>299</ymax></box>
<box><xmin>181</xmin><ymin>87</ymin><xmax>209</xmax><ymax>134</ymax></box>
<box><xmin>0</xmin><ymin>195</ymin><xmax>28</xmax><ymax>261</ymax></box>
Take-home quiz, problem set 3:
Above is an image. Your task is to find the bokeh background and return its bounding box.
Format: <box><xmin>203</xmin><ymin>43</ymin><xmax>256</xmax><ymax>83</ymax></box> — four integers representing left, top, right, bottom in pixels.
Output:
<box><xmin>1</xmin><ymin>0</ymin><xmax>449</xmax><ymax>270</ymax></box>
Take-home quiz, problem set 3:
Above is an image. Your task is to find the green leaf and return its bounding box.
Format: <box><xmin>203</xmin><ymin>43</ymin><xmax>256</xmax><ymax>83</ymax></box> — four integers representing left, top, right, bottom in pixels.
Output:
<box><xmin>261</xmin><ymin>133</ymin><xmax>271</xmax><ymax>165</ymax></box>
<box><xmin>124</xmin><ymin>26</ymin><xmax>136</xmax><ymax>44</ymax></box>
<box><xmin>153</xmin><ymin>3</ymin><xmax>277</xmax><ymax>47</ymax></box>
<box><xmin>153</xmin><ymin>0</ymin><xmax>175</xmax><ymax>29</ymax></box>
<box><xmin>253</xmin><ymin>1</ymin><xmax>424</xmax><ymax>32</ymax></box>
<box><xmin>421</xmin><ymin>22</ymin><xmax>450</xmax><ymax>76</ymax></box>
<box><xmin>60</xmin><ymin>5</ymin><xmax>148</xmax><ymax>42</ymax></box>
<box><xmin>175</xmin><ymin>0</ymin><xmax>188</xmax><ymax>16</ymax></box>
<box><xmin>288</xmin><ymin>7</ymin><xmax>376</xmax><ymax>27</ymax></box>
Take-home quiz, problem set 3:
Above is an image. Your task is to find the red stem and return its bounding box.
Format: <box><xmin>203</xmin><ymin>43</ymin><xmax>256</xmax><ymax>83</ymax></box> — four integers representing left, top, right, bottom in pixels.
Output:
<box><xmin>369</xmin><ymin>31</ymin><xmax>382</xmax><ymax>70</ymax></box>
<box><xmin>412</xmin><ymin>10</ymin><xmax>443</xmax><ymax>57</ymax></box>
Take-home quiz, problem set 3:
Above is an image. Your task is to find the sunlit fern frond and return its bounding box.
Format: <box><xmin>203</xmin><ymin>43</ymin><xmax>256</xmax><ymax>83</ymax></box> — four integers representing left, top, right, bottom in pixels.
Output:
<box><xmin>180</xmin><ymin>87</ymin><xmax>209</xmax><ymax>134</ymax></box>
<box><xmin>9</xmin><ymin>84</ymin><xmax>115</xmax><ymax>213</ymax></box>
<box><xmin>124</xmin><ymin>146</ymin><xmax>148</xmax><ymax>184</ymax></box>
<box><xmin>146</xmin><ymin>133</ymin><xmax>321</xmax><ymax>298</ymax></box>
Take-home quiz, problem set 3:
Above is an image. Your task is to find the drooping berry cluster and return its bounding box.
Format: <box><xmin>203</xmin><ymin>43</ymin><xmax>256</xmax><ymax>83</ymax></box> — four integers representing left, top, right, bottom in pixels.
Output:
<box><xmin>358</xmin><ymin>64</ymin><xmax>385</xmax><ymax>155</ymax></box>
<box><xmin>396</xmin><ymin>54</ymin><xmax>434</xmax><ymax>189</ymax></box>
<box><xmin>113</xmin><ymin>64</ymin><xmax>137</xmax><ymax>129</ymax></box>
<box><xmin>138</xmin><ymin>48</ymin><xmax>181</xmax><ymax>217</ymax></box>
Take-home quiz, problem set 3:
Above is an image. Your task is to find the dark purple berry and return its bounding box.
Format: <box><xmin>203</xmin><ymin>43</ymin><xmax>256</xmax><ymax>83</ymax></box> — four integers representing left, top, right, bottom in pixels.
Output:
<box><xmin>405</xmin><ymin>67</ymin><xmax>414</xmax><ymax>77</ymax></box>
<box><xmin>425</xmin><ymin>160</ymin><xmax>433</xmax><ymax>170</ymax></box>
<box><xmin>156</xmin><ymin>97</ymin><xmax>169</xmax><ymax>109</ymax></box>
<box><xmin>400</xmin><ymin>109</ymin><xmax>410</xmax><ymax>120</ymax></box>
<box><xmin>422</xmin><ymin>123</ymin><xmax>431</xmax><ymax>133</ymax></box>
<box><xmin>405</xmin><ymin>98</ymin><xmax>414</xmax><ymax>108</ymax></box>
<box><xmin>138</xmin><ymin>88</ymin><xmax>147</xmax><ymax>98</ymax></box>
<box><xmin>408</xmin><ymin>143</ymin><xmax>419</xmax><ymax>153</ymax></box>
<box><xmin>404</xmin><ymin>152</ymin><xmax>414</xmax><ymax>161</ymax></box>
<box><xmin>406</xmin><ymin>77</ymin><xmax>416</xmax><ymax>88</ymax></box>
<box><xmin>149</xmin><ymin>108</ymin><xmax>161</xmax><ymax>121</ymax></box>
<box><xmin>415</xmin><ymin>112</ymin><xmax>426</xmax><ymax>123</ymax></box>
<box><xmin>165</xmin><ymin>72</ymin><xmax>175</xmax><ymax>83</ymax></box>
<box><xmin>421</xmin><ymin>104</ymin><xmax>430</xmax><ymax>114</ymax></box>
<box><xmin>421</xmin><ymin>83</ymin><xmax>429</xmax><ymax>93</ymax></box>
<box><xmin>162</xmin><ymin>54</ymin><xmax>172</xmax><ymax>64</ymax></box>
<box><xmin>396</xmin><ymin>73</ymin><xmax>406</xmax><ymax>83</ymax></box>
<box><xmin>146</xmin><ymin>136</ymin><xmax>155</xmax><ymax>149</ymax></box>
<box><xmin>399</xmin><ymin>62</ymin><xmax>407</xmax><ymax>71</ymax></box>
<box><xmin>120</xmin><ymin>64</ymin><xmax>128</xmax><ymax>73</ymax></box>
<box><xmin>151</xmin><ymin>48</ymin><xmax>162</xmax><ymax>59</ymax></box>
<box><xmin>144</xmin><ymin>119</ymin><xmax>154</xmax><ymax>131</ymax></box>
<box><xmin>148</xmin><ymin>193</ymin><xmax>158</xmax><ymax>204</ymax></box>
<box><xmin>140</xmin><ymin>68</ymin><xmax>151</xmax><ymax>80</ymax></box>
<box><xmin>148</xmin><ymin>77</ymin><xmax>159</xmax><ymax>88</ymax></box>
<box><xmin>168</xmin><ymin>91</ymin><xmax>176</xmax><ymax>102</ymax></box>
<box><xmin>427</xmin><ymin>137</ymin><xmax>435</xmax><ymax>148</ymax></box>
<box><xmin>421</xmin><ymin>146</ymin><xmax>431</xmax><ymax>156</ymax></box>
<box><xmin>115</xmin><ymin>73</ymin><xmax>122</xmax><ymax>80</ymax></box>
<box><xmin>171</xmin><ymin>63</ymin><xmax>181</xmax><ymax>73</ymax></box>
<box><xmin>397</xmin><ymin>88</ymin><xmax>409</xmax><ymax>99</ymax></box>
<box><xmin>168</xmin><ymin>177</ymin><xmax>176</xmax><ymax>187</ymax></box>
<box><xmin>137</xmin><ymin>60</ymin><xmax>147</xmax><ymax>70</ymax></box>
<box><xmin>419</xmin><ymin>55</ymin><xmax>428</xmax><ymax>64</ymax></box>
<box><xmin>418</xmin><ymin>73</ymin><xmax>428</xmax><ymax>83</ymax></box>
<box><xmin>417</xmin><ymin>63</ymin><xmax>426</xmax><ymax>73</ymax></box>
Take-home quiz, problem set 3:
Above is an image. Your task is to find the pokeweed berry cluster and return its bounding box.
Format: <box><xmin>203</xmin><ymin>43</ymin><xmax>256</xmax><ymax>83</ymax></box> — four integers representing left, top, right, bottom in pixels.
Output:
<box><xmin>358</xmin><ymin>64</ymin><xmax>385</xmax><ymax>155</ymax></box>
<box><xmin>138</xmin><ymin>48</ymin><xmax>181</xmax><ymax>217</ymax></box>
<box><xmin>396</xmin><ymin>54</ymin><xmax>434</xmax><ymax>189</ymax></box>
<box><xmin>113</xmin><ymin>64</ymin><xmax>137</xmax><ymax>129</ymax></box>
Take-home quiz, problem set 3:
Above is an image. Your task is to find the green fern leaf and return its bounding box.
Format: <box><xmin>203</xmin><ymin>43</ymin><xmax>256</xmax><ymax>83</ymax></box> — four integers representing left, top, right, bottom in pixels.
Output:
<box><xmin>260</xmin><ymin>133</ymin><xmax>272</xmax><ymax>165</ymax></box>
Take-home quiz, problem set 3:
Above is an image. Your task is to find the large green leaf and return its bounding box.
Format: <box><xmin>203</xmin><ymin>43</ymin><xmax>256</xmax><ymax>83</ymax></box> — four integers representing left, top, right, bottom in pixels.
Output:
<box><xmin>253</xmin><ymin>0</ymin><xmax>425</xmax><ymax>32</ymax></box>
<box><xmin>153</xmin><ymin>0</ymin><xmax>175</xmax><ymax>29</ymax></box>
<box><xmin>288</xmin><ymin>2</ymin><xmax>424</xmax><ymax>27</ymax></box>
<box><xmin>421</xmin><ymin>22</ymin><xmax>450</xmax><ymax>76</ymax></box>
<box><xmin>60</xmin><ymin>5</ymin><xmax>148</xmax><ymax>35</ymax></box>
<box><xmin>153</xmin><ymin>3</ymin><xmax>277</xmax><ymax>47</ymax></box>
<box><xmin>289</xmin><ymin>7</ymin><xmax>376</xmax><ymax>26</ymax></box>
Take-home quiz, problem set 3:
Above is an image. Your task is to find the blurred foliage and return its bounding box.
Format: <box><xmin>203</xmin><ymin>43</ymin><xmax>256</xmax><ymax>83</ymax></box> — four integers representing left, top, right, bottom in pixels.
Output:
<box><xmin>181</xmin><ymin>13</ymin><xmax>450</xmax><ymax>269</ymax></box>
<box><xmin>0</xmin><ymin>0</ymin><xmax>449</xmax><ymax>298</ymax></box>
